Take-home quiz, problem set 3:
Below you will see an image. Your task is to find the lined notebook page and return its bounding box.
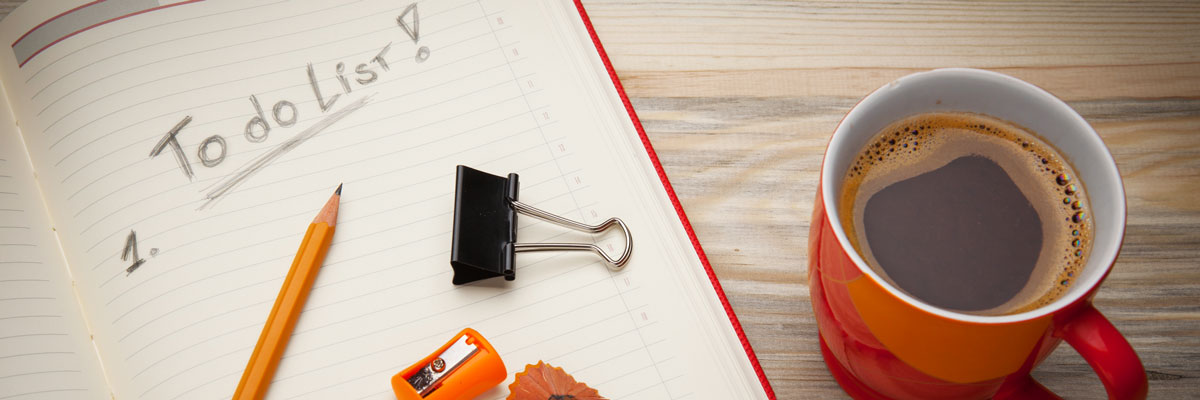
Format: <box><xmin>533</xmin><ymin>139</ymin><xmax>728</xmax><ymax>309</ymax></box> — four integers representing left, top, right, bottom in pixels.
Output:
<box><xmin>0</xmin><ymin>85</ymin><xmax>109</xmax><ymax>398</ymax></box>
<box><xmin>0</xmin><ymin>0</ymin><xmax>765</xmax><ymax>399</ymax></box>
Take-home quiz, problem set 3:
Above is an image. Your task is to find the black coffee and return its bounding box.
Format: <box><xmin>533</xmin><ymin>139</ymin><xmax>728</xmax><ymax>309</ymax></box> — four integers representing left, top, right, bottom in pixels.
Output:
<box><xmin>840</xmin><ymin>113</ymin><xmax>1092</xmax><ymax>315</ymax></box>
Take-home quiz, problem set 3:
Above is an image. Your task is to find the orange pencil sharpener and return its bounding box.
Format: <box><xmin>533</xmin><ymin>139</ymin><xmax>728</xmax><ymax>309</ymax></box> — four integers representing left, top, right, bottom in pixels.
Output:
<box><xmin>391</xmin><ymin>328</ymin><xmax>506</xmax><ymax>400</ymax></box>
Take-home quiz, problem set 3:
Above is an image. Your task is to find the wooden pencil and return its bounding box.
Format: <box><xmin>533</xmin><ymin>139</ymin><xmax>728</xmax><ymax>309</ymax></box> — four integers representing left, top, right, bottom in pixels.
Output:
<box><xmin>233</xmin><ymin>184</ymin><xmax>342</xmax><ymax>400</ymax></box>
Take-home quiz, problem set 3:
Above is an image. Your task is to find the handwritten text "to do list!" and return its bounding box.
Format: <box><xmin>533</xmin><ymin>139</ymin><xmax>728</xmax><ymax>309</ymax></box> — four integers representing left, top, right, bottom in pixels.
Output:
<box><xmin>149</xmin><ymin>3</ymin><xmax>428</xmax><ymax>210</ymax></box>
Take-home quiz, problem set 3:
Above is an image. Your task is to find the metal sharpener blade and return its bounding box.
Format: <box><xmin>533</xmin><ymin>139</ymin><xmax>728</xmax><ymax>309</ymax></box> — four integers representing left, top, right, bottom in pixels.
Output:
<box><xmin>405</xmin><ymin>336</ymin><xmax>479</xmax><ymax>396</ymax></box>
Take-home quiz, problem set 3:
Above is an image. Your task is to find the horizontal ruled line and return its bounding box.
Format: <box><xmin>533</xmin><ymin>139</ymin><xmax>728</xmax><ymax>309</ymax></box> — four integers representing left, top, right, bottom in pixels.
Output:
<box><xmin>0</xmin><ymin>333</ymin><xmax>68</xmax><ymax>341</ymax></box>
<box><xmin>0</xmin><ymin>389</ymin><xmax>88</xmax><ymax>400</ymax></box>
<box><xmin>0</xmin><ymin>315</ymin><xmax>62</xmax><ymax>321</ymax></box>
<box><xmin>0</xmin><ymin>370</ymin><xmax>81</xmax><ymax>381</ymax></box>
<box><xmin>0</xmin><ymin>297</ymin><xmax>55</xmax><ymax>302</ymax></box>
<box><xmin>0</xmin><ymin>351</ymin><xmax>74</xmax><ymax>361</ymax></box>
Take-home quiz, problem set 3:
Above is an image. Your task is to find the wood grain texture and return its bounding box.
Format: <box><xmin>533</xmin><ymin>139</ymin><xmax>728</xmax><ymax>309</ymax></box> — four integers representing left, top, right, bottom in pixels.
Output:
<box><xmin>579</xmin><ymin>1</ymin><xmax>1200</xmax><ymax>399</ymax></box>
<box><xmin>1</xmin><ymin>1</ymin><xmax>1197</xmax><ymax>398</ymax></box>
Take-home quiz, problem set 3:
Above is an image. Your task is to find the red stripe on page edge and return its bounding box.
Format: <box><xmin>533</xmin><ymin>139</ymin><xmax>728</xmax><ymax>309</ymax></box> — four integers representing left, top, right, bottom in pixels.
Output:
<box><xmin>12</xmin><ymin>0</ymin><xmax>104</xmax><ymax>47</ymax></box>
<box><xmin>571</xmin><ymin>1</ymin><xmax>777</xmax><ymax>398</ymax></box>
<box><xmin>16</xmin><ymin>0</ymin><xmax>205</xmax><ymax>68</ymax></box>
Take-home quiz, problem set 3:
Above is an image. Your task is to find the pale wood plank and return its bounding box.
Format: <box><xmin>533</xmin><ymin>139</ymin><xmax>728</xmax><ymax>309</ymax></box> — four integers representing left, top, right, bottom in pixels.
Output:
<box><xmin>618</xmin><ymin>65</ymin><xmax>1200</xmax><ymax>100</ymax></box>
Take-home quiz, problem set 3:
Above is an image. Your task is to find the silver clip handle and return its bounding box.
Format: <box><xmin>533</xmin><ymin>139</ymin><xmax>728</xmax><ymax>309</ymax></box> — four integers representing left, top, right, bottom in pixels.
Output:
<box><xmin>510</xmin><ymin>200</ymin><xmax>632</xmax><ymax>271</ymax></box>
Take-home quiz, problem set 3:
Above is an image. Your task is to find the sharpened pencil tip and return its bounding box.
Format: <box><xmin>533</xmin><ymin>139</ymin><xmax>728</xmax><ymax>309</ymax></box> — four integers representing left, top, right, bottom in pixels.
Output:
<box><xmin>314</xmin><ymin>185</ymin><xmax>341</xmax><ymax>226</ymax></box>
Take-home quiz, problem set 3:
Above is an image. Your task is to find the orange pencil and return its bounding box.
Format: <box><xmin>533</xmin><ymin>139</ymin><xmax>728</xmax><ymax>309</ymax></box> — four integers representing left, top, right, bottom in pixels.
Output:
<box><xmin>233</xmin><ymin>184</ymin><xmax>341</xmax><ymax>400</ymax></box>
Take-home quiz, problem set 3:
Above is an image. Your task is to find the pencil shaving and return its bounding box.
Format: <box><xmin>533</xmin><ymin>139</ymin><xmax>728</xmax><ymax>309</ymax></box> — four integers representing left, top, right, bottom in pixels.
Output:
<box><xmin>507</xmin><ymin>361</ymin><xmax>606</xmax><ymax>400</ymax></box>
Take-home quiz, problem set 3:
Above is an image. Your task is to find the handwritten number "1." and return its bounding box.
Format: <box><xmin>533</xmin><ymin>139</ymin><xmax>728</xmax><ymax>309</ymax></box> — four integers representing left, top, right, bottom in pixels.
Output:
<box><xmin>122</xmin><ymin>230</ymin><xmax>146</xmax><ymax>276</ymax></box>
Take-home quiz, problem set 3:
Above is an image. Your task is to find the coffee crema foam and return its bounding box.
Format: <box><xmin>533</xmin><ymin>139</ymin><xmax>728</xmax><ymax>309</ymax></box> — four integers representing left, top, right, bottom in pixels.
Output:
<box><xmin>840</xmin><ymin>112</ymin><xmax>1093</xmax><ymax>316</ymax></box>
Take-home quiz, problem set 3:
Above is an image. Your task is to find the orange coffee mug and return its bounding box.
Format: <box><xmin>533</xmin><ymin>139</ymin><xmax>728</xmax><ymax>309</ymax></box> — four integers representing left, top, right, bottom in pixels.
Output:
<box><xmin>809</xmin><ymin>68</ymin><xmax>1148</xmax><ymax>399</ymax></box>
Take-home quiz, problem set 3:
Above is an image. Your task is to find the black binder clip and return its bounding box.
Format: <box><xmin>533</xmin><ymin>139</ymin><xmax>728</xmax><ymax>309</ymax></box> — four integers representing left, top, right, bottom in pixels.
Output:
<box><xmin>449</xmin><ymin>165</ymin><xmax>632</xmax><ymax>285</ymax></box>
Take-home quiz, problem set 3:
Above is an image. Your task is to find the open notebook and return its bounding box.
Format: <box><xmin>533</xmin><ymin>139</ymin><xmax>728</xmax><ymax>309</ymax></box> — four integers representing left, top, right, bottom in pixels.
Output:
<box><xmin>0</xmin><ymin>0</ymin><xmax>774</xmax><ymax>399</ymax></box>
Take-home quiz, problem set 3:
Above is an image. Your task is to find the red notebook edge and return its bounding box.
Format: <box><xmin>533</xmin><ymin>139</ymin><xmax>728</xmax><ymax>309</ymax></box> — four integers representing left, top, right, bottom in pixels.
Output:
<box><xmin>570</xmin><ymin>2</ymin><xmax>778</xmax><ymax>399</ymax></box>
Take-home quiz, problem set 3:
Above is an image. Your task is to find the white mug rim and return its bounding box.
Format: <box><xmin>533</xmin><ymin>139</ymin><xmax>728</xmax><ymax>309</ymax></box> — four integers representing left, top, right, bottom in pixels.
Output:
<box><xmin>820</xmin><ymin>68</ymin><xmax>1127</xmax><ymax>324</ymax></box>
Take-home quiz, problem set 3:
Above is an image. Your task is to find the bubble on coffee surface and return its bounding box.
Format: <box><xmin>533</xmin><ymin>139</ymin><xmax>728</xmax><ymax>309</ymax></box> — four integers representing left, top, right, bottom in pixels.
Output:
<box><xmin>841</xmin><ymin>112</ymin><xmax>1092</xmax><ymax>315</ymax></box>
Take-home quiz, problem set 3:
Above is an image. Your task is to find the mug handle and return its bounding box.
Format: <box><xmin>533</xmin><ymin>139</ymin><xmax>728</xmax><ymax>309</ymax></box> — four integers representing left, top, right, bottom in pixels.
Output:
<box><xmin>999</xmin><ymin>304</ymin><xmax>1148</xmax><ymax>400</ymax></box>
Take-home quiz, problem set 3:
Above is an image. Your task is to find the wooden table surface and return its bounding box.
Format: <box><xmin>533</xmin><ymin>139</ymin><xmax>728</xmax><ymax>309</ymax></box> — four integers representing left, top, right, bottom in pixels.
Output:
<box><xmin>2</xmin><ymin>1</ymin><xmax>1197</xmax><ymax>398</ymax></box>
<box><xmin>575</xmin><ymin>1</ymin><xmax>1200</xmax><ymax>399</ymax></box>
